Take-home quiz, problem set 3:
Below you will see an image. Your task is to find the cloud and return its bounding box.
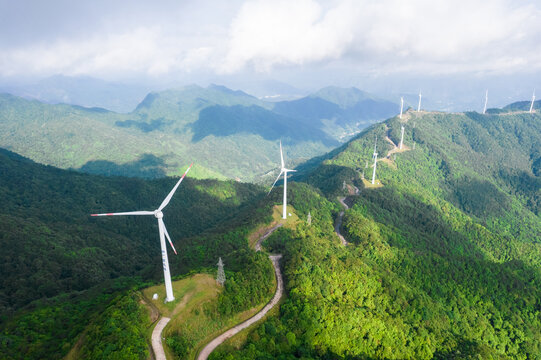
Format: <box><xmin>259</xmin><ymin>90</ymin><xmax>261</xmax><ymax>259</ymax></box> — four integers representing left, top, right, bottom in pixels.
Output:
<box><xmin>0</xmin><ymin>0</ymin><xmax>539</xmax><ymax>80</ymax></box>
<box><xmin>221</xmin><ymin>0</ymin><xmax>541</xmax><ymax>75</ymax></box>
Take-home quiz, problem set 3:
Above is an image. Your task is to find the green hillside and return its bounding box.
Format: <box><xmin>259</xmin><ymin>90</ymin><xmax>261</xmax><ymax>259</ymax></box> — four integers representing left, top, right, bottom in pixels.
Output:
<box><xmin>0</xmin><ymin>85</ymin><xmax>397</xmax><ymax>182</ymax></box>
<box><xmin>2</xmin><ymin>105</ymin><xmax>540</xmax><ymax>359</ymax></box>
<box><xmin>212</xmin><ymin>109</ymin><xmax>541</xmax><ymax>359</ymax></box>
<box><xmin>0</xmin><ymin>148</ymin><xmax>279</xmax><ymax>359</ymax></box>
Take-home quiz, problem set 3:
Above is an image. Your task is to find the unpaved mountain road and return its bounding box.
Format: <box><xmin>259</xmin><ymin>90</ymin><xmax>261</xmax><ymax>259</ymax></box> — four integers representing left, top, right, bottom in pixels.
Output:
<box><xmin>336</xmin><ymin>197</ymin><xmax>349</xmax><ymax>246</ymax></box>
<box><xmin>151</xmin><ymin>317</ymin><xmax>171</xmax><ymax>360</ymax></box>
<box><xmin>197</xmin><ymin>224</ymin><xmax>284</xmax><ymax>360</ymax></box>
<box><xmin>197</xmin><ymin>255</ymin><xmax>283</xmax><ymax>360</ymax></box>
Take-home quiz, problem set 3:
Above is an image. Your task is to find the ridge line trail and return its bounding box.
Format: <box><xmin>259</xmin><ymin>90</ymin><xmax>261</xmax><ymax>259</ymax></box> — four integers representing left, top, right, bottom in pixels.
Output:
<box><xmin>197</xmin><ymin>225</ymin><xmax>284</xmax><ymax>360</ymax></box>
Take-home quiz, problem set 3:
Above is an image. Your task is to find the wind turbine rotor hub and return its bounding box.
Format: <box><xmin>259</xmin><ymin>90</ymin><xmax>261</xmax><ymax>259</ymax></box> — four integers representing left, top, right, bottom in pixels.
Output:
<box><xmin>154</xmin><ymin>211</ymin><xmax>164</xmax><ymax>219</ymax></box>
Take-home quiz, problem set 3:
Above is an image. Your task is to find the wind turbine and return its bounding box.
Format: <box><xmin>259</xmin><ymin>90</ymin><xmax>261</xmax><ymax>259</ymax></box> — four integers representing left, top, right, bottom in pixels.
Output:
<box><xmin>417</xmin><ymin>91</ymin><xmax>422</xmax><ymax>112</ymax></box>
<box><xmin>399</xmin><ymin>97</ymin><xmax>404</xmax><ymax>119</ymax></box>
<box><xmin>371</xmin><ymin>136</ymin><xmax>378</xmax><ymax>185</ymax></box>
<box><xmin>483</xmin><ymin>90</ymin><xmax>488</xmax><ymax>114</ymax></box>
<box><xmin>91</xmin><ymin>163</ymin><xmax>193</xmax><ymax>303</ymax></box>
<box><xmin>268</xmin><ymin>141</ymin><xmax>296</xmax><ymax>219</ymax></box>
<box><xmin>399</xmin><ymin>124</ymin><xmax>405</xmax><ymax>150</ymax></box>
<box><xmin>530</xmin><ymin>90</ymin><xmax>536</xmax><ymax>113</ymax></box>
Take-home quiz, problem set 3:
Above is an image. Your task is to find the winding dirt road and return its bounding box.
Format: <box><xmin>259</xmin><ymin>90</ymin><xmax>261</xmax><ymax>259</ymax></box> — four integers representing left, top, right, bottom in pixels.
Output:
<box><xmin>197</xmin><ymin>254</ymin><xmax>283</xmax><ymax>360</ymax></box>
<box><xmin>151</xmin><ymin>317</ymin><xmax>171</xmax><ymax>360</ymax></box>
<box><xmin>255</xmin><ymin>223</ymin><xmax>283</xmax><ymax>251</ymax></box>
<box><xmin>335</xmin><ymin>197</ymin><xmax>350</xmax><ymax>246</ymax></box>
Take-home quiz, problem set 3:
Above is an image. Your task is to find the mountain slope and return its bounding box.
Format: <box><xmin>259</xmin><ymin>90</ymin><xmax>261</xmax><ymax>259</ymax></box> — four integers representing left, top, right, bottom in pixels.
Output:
<box><xmin>213</xmin><ymin>109</ymin><xmax>541</xmax><ymax>359</ymax></box>
<box><xmin>0</xmin><ymin>85</ymin><xmax>397</xmax><ymax>181</ymax></box>
<box><xmin>0</xmin><ymin>147</ymin><xmax>282</xmax><ymax>359</ymax></box>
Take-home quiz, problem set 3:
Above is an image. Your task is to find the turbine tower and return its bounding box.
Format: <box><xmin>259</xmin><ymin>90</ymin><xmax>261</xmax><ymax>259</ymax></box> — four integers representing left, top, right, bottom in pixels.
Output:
<box><xmin>483</xmin><ymin>90</ymin><xmax>488</xmax><ymax>114</ymax></box>
<box><xmin>399</xmin><ymin>97</ymin><xmax>404</xmax><ymax>119</ymax></box>
<box><xmin>530</xmin><ymin>90</ymin><xmax>536</xmax><ymax>113</ymax></box>
<box><xmin>371</xmin><ymin>136</ymin><xmax>378</xmax><ymax>185</ymax></box>
<box><xmin>399</xmin><ymin>125</ymin><xmax>405</xmax><ymax>150</ymax></box>
<box><xmin>91</xmin><ymin>163</ymin><xmax>193</xmax><ymax>303</ymax></box>
<box><xmin>269</xmin><ymin>141</ymin><xmax>296</xmax><ymax>219</ymax></box>
<box><xmin>417</xmin><ymin>91</ymin><xmax>422</xmax><ymax>112</ymax></box>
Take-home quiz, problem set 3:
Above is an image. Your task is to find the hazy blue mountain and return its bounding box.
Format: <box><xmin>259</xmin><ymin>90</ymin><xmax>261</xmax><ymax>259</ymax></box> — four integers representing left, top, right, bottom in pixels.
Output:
<box><xmin>0</xmin><ymin>75</ymin><xmax>150</xmax><ymax>113</ymax></box>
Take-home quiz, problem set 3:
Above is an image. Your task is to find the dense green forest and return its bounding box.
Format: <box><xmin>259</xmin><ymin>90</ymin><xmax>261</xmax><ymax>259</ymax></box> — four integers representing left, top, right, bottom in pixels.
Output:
<box><xmin>212</xmin><ymin>109</ymin><xmax>541</xmax><ymax>359</ymax></box>
<box><xmin>0</xmin><ymin>148</ymin><xmax>277</xmax><ymax>359</ymax></box>
<box><xmin>1</xmin><ymin>105</ymin><xmax>540</xmax><ymax>359</ymax></box>
<box><xmin>0</xmin><ymin>85</ymin><xmax>396</xmax><ymax>181</ymax></box>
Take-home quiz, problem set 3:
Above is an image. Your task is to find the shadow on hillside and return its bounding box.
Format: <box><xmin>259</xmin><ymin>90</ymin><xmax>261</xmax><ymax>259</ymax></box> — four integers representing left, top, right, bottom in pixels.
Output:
<box><xmin>349</xmin><ymin>186</ymin><xmax>540</xmax><ymax>308</ymax></box>
<box><xmin>445</xmin><ymin>176</ymin><xmax>510</xmax><ymax>219</ymax></box>
<box><xmin>190</xmin><ymin>104</ymin><xmax>337</xmax><ymax>146</ymax></box>
<box><xmin>77</xmin><ymin>153</ymin><xmax>168</xmax><ymax>178</ymax></box>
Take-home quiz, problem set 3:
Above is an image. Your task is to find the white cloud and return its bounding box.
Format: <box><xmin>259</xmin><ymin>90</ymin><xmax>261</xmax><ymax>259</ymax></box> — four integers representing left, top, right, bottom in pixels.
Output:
<box><xmin>221</xmin><ymin>0</ymin><xmax>541</xmax><ymax>75</ymax></box>
<box><xmin>0</xmin><ymin>0</ymin><xmax>539</xmax><ymax>80</ymax></box>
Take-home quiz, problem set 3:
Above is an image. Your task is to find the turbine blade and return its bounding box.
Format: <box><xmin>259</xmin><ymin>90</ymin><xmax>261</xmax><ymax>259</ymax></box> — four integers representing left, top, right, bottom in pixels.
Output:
<box><xmin>279</xmin><ymin>141</ymin><xmax>285</xmax><ymax>169</ymax></box>
<box><xmin>268</xmin><ymin>170</ymin><xmax>284</xmax><ymax>195</ymax></box>
<box><xmin>158</xmin><ymin>163</ymin><xmax>193</xmax><ymax>211</ymax></box>
<box><xmin>91</xmin><ymin>211</ymin><xmax>154</xmax><ymax>216</ymax></box>
<box><xmin>160</xmin><ymin>218</ymin><xmax>177</xmax><ymax>255</ymax></box>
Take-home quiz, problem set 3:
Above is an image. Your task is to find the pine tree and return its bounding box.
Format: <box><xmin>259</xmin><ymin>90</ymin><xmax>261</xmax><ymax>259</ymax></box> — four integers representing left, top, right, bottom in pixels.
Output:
<box><xmin>216</xmin><ymin>257</ymin><xmax>226</xmax><ymax>286</ymax></box>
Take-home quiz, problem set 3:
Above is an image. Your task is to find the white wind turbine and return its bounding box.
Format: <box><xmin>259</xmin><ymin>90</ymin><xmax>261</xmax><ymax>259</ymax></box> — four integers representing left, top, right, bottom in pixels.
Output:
<box><xmin>91</xmin><ymin>163</ymin><xmax>193</xmax><ymax>303</ymax></box>
<box><xmin>371</xmin><ymin>136</ymin><xmax>378</xmax><ymax>185</ymax></box>
<box><xmin>483</xmin><ymin>90</ymin><xmax>488</xmax><ymax>114</ymax></box>
<box><xmin>268</xmin><ymin>141</ymin><xmax>296</xmax><ymax>219</ymax></box>
<box><xmin>399</xmin><ymin>96</ymin><xmax>404</xmax><ymax>119</ymax></box>
<box><xmin>417</xmin><ymin>91</ymin><xmax>422</xmax><ymax>112</ymax></box>
<box><xmin>530</xmin><ymin>90</ymin><xmax>536</xmax><ymax>113</ymax></box>
<box><xmin>399</xmin><ymin>124</ymin><xmax>405</xmax><ymax>150</ymax></box>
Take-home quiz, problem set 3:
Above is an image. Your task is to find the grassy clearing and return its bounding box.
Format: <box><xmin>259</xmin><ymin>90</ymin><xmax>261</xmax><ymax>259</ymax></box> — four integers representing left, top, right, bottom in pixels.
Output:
<box><xmin>362</xmin><ymin>178</ymin><xmax>384</xmax><ymax>189</ymax></box>
<box><xmin>271</xmin><ymin>204</ymin><xmax>299</xmax><ymax>229</ymax></box>
<box><xmin>141</xmin><ymin>272</ymin><xmax>273</xmax><ymax>360</ymax></box>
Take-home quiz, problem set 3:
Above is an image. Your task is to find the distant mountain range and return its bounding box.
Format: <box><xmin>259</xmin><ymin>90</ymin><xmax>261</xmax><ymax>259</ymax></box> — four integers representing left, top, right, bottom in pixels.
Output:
<box><xmin>0</xmin><ymin>84</ymin><xmax>398</xmax><ymax>181</ymax></box>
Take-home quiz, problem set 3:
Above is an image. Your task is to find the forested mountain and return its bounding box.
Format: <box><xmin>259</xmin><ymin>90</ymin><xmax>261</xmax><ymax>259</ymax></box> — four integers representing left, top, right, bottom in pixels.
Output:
<box><xmin>212</xmin><ymin>109</ymin><xmax>541</xmax><ymax>359</ymax></box>
<box><xmin>0</xmin><ymin>85</ymin><xmax>397</xmax><ymax>182</ymax></box>
<box><xmin>0</xmin><ymin>148</ymin><xmax>279</xmax><ymax>358</ymax></box>
<box><xmin>2</xmin><ymin>104</ymin><xmax>539</xmax><ymax>359</ymax></box>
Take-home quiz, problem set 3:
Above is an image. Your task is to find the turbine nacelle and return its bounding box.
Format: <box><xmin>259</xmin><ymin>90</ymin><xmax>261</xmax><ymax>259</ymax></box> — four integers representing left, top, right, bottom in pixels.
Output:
<box><xmin>154</xmin><ymin>211</ymin><xmax>164</xmax><ymax>219</ymax></box>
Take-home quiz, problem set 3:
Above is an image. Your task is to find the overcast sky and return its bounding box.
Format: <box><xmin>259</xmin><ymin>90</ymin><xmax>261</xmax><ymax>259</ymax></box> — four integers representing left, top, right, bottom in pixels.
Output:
<box><xmin>0</xmin><ymin>0</ymin><xmax>540</xmax><ymax>107</ymax></box>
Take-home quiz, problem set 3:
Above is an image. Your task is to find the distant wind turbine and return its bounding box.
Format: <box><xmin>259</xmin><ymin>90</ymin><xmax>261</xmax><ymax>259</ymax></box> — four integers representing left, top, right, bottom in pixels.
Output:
<box><xmin>530</xmin><ymin>90</ymin><xmax>536</xmax><ymax>113</ymax></box>
<box><xmin>399</xmin><ymin>97</ymin><xmax>404</xmax><ymax>119</ymax></box>
<box><xmin>417</xmin><ymin>91</ymin><xmax>422</xmax><ymax>112</ymax></box>
<box><xmin>91</xmin><ymin>163</ymin><xmax>193</xmax><ymax>303</ymax></box>
<box><xmin>268</xmin><ymin>141</ymin><xmax>296</xmax><ymax>219</ymax></box>
<box><xmin>483</xmin><ymin>90</ymin><xmax>488</xmax><ymax>114</ymax></box>
<box><xmin>399</xmin><ymin>125</ymin><xmax>405</xmax><ymax>150</ymax></box>
<box><xmin>371</xmin><ymin>136</ymin><xmax>378</xmax><ymax>185</ymax></box>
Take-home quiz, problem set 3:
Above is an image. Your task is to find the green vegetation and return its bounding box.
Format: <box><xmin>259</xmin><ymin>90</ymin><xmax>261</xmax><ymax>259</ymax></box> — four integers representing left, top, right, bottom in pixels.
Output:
<box><xmin>0</xmin><ymin>85</ymin><xmax>396</xmax><ymax>181</ymax></box>
<box><xmin>212</xmin><ymin>110</ymin><xmax>541</xmax><ymax>359</ymax></box>
<box><xmin>1</xmin><ymin>104</ymin><xmax>540</xmax><ymax>359</ymax></box>
<box><xmin>0</xmin><ymin>148</ymin><xmax>277</xmax><ymax>359</ymax></box>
